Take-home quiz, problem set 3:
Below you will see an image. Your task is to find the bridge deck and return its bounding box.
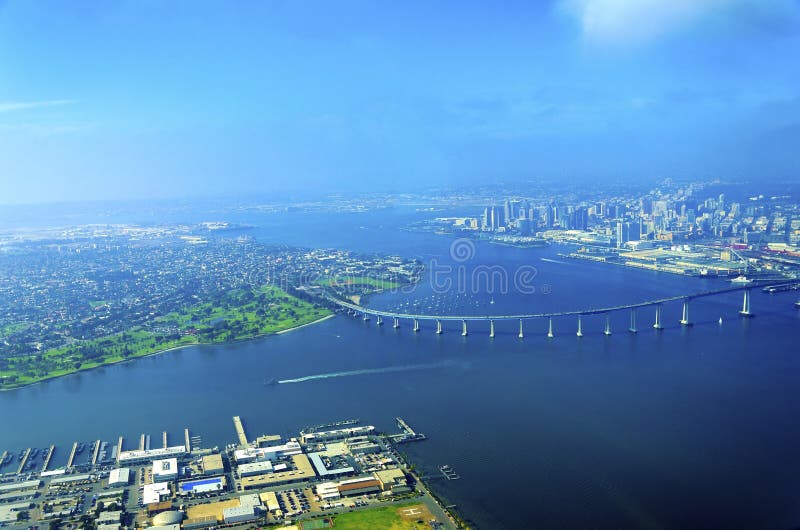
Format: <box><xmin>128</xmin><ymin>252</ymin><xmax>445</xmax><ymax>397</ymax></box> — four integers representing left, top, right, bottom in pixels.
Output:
<box><xmin>328</xmin><ymin>284</ymin><xmax>772</xmax><ymax>321</ymax></box>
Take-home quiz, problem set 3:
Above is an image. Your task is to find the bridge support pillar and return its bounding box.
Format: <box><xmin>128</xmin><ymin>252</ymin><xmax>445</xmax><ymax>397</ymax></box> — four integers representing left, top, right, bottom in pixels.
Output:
<box><xmin>393</xmin><ymin>317</ymin><xmax>399</xmax><ymax>328</ymax></box>
<box><xmin>577</xmin><ymin>315</ymin><xmax>583</xmax><ymax>338</ymax></box>
<box><xmin>547</xmin><ymin>317</ymin><xmax>554</xmax><ymax>338</ymax></box>
<box><xmin>363</xmin><ymin>312</ymin><xmax>370</xmax><ymax>322</ymax></box>
<box><xmin>461</xmin><ymin>320</ymin><xmax>468</xmax><ymax>336</ymax></box>
<box><xmin>653</xmin><ymin>304</ymin><xmax>663</xmax><ymax>330</ymax></box>
<box><xmin>377</xmin><ymin>315</ymin><xmax>383</xmax><ymax>326</ymax></box>
<box><xmin>489</xmin><ymin>319</ymin><xmax>495</xmax><ymax>338</ymax></box>
<box><xmin>604</xmin><ymin>314</ymin><xmax>612</xmax><ymax>336</ymax></box>
<box><xmin>680</xmin><ymin>300</ymin><xmax>691</xmax><ymax>326</ymax></box>
<box><xmin>740</xmin><ymin>289</ymin><xmax>753</xmax><ymax>317</ymax></box>
<box><xmin>413</xmin><ymin>319</ymin><xmax>419</xmax><ymax>332</ymax></box>
<box><xmin>629</xmin><ymin>308</ymin><xmax>638</xmax><ymax>333</ymax></box>
<box><xmin>518</xmin><ymin>319</ymin><xmax>524</xmax><ymax>339</ymax></box>
<box><xmin>436</xmin><ymin>320</ymin><xmax>443</xmax><ymax>334</ymax></box>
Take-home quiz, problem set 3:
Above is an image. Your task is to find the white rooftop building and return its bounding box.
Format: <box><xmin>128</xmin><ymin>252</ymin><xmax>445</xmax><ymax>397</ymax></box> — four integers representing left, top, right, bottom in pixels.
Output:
<box><xmin>237</xmin><ymin>460</ymin><xmax>273</xmax><ymax>477</ymax></box>
<box><xmin>117</xmin><ymin>445</ymin><xmax>186</xmax><ymax>465</ymax></box>
<box><xmin>233</xmin><ymin>441</ymin><xmax>301</xmax><ymax>463</ymax></box>
<box><xmin>108</xmin><ymin>468</ymin><xmax>130</xmax><ymax>487</ymax></box>
<box><xmin>142</xmin><ymin>482</ymin><xmax>170</xmax><ymax>505</ymax></box>
<box><xmin>153</xmin><ymin>458</ymin><xmax>179</xmax><ymax>482</ymax></box>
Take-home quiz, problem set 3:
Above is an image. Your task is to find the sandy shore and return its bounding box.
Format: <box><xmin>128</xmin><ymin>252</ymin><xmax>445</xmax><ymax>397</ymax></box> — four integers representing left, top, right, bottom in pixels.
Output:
<box><xmin>276</xmin><ymin>313</ymin><xmax>335</xmax><ymax>334</ymax></box>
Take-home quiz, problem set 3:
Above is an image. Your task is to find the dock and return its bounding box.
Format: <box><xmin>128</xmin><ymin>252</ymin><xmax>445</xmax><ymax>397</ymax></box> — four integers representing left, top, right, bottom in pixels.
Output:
<box><xmin>41</xmin><ymin>445</ymin><xmax>55</xmax><ymax>472</ymax></box>
<box><xmin>66</xmin><ymin>442</ymin><xmax>78</xmax><ymax>468</ymax></box>
<box><xmin>0</xmin><ymin>450</ymin><xmax>7</xmax><ymax>468</ymax></box>
<box><xmin>390</xmin><ymin>417</ymin><xmax>427</xmax><ymax>443</ymax></box>
<box><xmin>91</xmin><ymin>439</ymin><xmax>100</xmax><ymax>465</ymax></box>
<box><xmin>162</xmin><ymin>431</ymin><xmax>168</xmax><ymax>449</ymax></box>
<box><xmin>233</xmin><ymin>416</ymin><xmax>248</xmax><ymax>446</ymax></box>
<box><xmin>439</xmin><ymin>465</ymin><xmax>460</xmax><ymax>480</ymax></box>
<box><xmin>139</xmin><ymin>434</ymin><xmax>146</xmax><ymax>451</ymax></box>
<box><xmin>184</xmin><ymin>428</ymin><xmax>191</xmax><ymax>452</ymax></box>
<box><xmin>17</xmin><ymin>448</ymin><xmax>30</xmax><ymax>474</ymax></box>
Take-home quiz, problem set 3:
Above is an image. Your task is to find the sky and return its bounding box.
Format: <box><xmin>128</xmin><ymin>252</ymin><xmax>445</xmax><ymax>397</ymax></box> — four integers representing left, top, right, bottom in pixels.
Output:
<box><xmin>1</xmin><ymin>0</ymin><xmax>799</xmax><ymax>204</ymax></box>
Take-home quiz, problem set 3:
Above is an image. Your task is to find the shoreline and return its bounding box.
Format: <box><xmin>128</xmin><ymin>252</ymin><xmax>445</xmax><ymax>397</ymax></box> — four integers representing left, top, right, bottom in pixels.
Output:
<box><xmin>276</xmin><ymin>313</ymin><xmax>336</xmax><ymax>334</ymax></box>
<box><xmin>0</xmin><ymin>312</ymin><xmax>335</xmax><ymax>392</ymax></box>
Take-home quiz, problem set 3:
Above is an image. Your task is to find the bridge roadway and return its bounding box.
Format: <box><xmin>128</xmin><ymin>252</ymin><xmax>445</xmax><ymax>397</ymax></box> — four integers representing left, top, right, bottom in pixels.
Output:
<box><xmin>328</xmin><ymin>283</ymin><xmax>777</xmax><ymax>322</ymax></box>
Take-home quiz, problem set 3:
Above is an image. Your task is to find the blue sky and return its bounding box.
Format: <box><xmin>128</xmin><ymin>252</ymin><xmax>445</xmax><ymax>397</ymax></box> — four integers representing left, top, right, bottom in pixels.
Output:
<box><xmin>1</xmin><ymin>0</ymin><xmax>799</xmax><ymax>204</ymax></box>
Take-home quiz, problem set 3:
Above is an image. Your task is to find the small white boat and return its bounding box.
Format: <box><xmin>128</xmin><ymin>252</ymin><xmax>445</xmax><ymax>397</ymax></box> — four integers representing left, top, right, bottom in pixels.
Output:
<box><xmin>718</xmin><ymin>317</ymin><xmax>723</xmax><ymax>325</ymax></box>
<box><xmin>730</xmin><ymin>275</ymin><xmax>753</xmax><ymax>284</ymax></box>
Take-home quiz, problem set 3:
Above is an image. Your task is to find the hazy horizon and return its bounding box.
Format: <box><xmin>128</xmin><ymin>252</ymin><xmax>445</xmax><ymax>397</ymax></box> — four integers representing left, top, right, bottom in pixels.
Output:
<box><xmin>1</xmin><ymin>0</ymin><xmax>799</xmax><ymax>204</ymax></box>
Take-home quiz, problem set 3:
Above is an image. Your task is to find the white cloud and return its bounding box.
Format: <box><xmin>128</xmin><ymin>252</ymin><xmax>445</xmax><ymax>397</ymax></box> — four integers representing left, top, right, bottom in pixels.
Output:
<box><xmin>560</xmin><ymin>0</ymin><xmax>800</xmax><ymax>45</ymax></box>
<box><xmin>0</xmin><ymin>99</ymin><xmax>75</xmax><ymax>113</ymax></box>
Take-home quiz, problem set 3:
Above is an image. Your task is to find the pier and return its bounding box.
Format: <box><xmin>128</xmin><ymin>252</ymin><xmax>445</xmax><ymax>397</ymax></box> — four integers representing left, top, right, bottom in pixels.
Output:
<box><xmin>233</xmin><ymin>416</ymin><xmax>249</xmax><ymax>446</ymax></box>
<box><xmin>139</xmin><ymin>434</ymin><xmax>145</xmax><ymax>451</ymax></box>
<box><xmin>439</xmin><ymin>465</ymin><xmax>460</xmax><ymax>481</ymax></box>
<box><xmin>163</xmin><ymin>431</ymin><xmax>168</xmax><ymax>449</ymax></box>
<box><xmin>66</xmin><ymin>442</ymin><xmax>78</xmax><ymax>469</ymax></box>
<box><xmin>91</xmin><ymin>439</ymin><xmax>100</xmax><ymax>466</ymax></box>
<box><xmin>184</xmin><ymin>428</ymin><xmax>192</xmax><ymax>452</ymax></box>
<box><xmin>0</xmin><ymin>450</ymin><xmax>7</xmax><ymax>468</ymax></box>
<box><xmin>390</xmin><ymin>417</ymin><xmax>426</xmax><ymax>443</ymax></box>
<box><xmin>41</xmin><ymin>445</ymin><xmax>55</xmax><ymax>472</ymax></box>
<box><xmin>17</xmin><ymin>448</ymin><xmax>30</xmax><ymax>475</ymax></box>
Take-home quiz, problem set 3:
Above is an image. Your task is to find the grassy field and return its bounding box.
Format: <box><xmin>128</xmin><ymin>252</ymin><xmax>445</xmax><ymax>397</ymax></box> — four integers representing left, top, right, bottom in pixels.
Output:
<box><xmin>317</xmin><ymin>503</ymin><xmax>433</xmax><ymax>530</ymax></box>
<box><xmin>0</xmin><ymin>286</ymin><xmax>330</xmax><ymax>390</ymax></box>
<box><xmin>317</xmin><ymin>276</ymin><xmax>400</xmax><ymax>291</ymax></box>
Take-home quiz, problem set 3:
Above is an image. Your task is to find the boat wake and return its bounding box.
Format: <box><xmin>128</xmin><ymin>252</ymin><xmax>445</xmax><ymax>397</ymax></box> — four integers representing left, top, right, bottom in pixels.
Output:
<box><xmin>278</xmin><ymin>360</ymin><xmax>459</xmax><ymax>384</ymax></box>
<box><xmin>540</xmin><ymin>258</ymin><xmax>569</xmax><ymax>265</ymax></box>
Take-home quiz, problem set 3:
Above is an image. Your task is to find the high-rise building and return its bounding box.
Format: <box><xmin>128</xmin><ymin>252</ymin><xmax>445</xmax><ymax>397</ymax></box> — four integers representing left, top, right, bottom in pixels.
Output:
<box><xmin>617</xmin><ymin>221</ymin><xmax>641</xmax><ymax>248</ymax></box>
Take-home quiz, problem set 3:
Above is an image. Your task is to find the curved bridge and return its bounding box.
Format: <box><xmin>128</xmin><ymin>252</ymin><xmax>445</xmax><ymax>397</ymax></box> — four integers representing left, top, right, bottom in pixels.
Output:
<box><xmin>326</xmin><ymin>282</ymin><xmax>792</xmax><ymax>336</ymax></box>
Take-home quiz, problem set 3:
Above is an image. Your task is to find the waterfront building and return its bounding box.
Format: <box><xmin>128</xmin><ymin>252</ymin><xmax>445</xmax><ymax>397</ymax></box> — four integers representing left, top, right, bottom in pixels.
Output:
<box><xmin>233</xmin><ymin>440</ymin><xmax>301</xmax><ymax>463</ymax></box>
<box><xmin>117</xmin><ymin>445</ymin><xmax>187</xmax><ymax>466</ymax></box>
<box><xmin>300</xmin><ymin>426</ymin><xmax>374</xmax><ymax>444</ymax></box>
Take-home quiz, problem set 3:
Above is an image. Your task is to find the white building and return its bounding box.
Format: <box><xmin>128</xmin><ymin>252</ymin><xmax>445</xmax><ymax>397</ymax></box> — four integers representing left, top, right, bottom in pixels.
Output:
<box><xmin>315</xmin><ymin>482</ymin><xmax>340</xmax><ymax>501</ymax></box>
<box><xmin>117</xmin><ymin>445</ymin><xmax>187</xmax><ymax>466</ymax></box>
<box><xmin>233</xmin><ymin>441</ymin><xmax>301</xmax><ymax>463</ymax></box>
<box><xmin>142</xmin><ymin>482</ymin><xmax>171</xmax><ymax>505</ymax></box>
<box><xmin>222</xmin><ymin>494</ymin><xmax>263</xmax><ymax>524</ymax></box>
<box><xmin>153</xmin><ymin>458</ymin><xmax>179</xmax><ymax>482</ymax></box>
<box><xmin>108</xmin><ymin>468</ymin><xmax>130</xmax><ymax>487</ymax></box>
<box><xmin>237</xmin><ymin>460</ymin><xmax>273</xmax><ymax>477</ymax></box>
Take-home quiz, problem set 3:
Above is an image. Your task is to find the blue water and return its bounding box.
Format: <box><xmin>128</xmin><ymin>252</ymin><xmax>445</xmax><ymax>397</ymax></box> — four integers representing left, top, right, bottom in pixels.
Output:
<box><xmin>2</xmin><ymin>205</ymin><xmax>800</xmax><ymax>529</ymax></box>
